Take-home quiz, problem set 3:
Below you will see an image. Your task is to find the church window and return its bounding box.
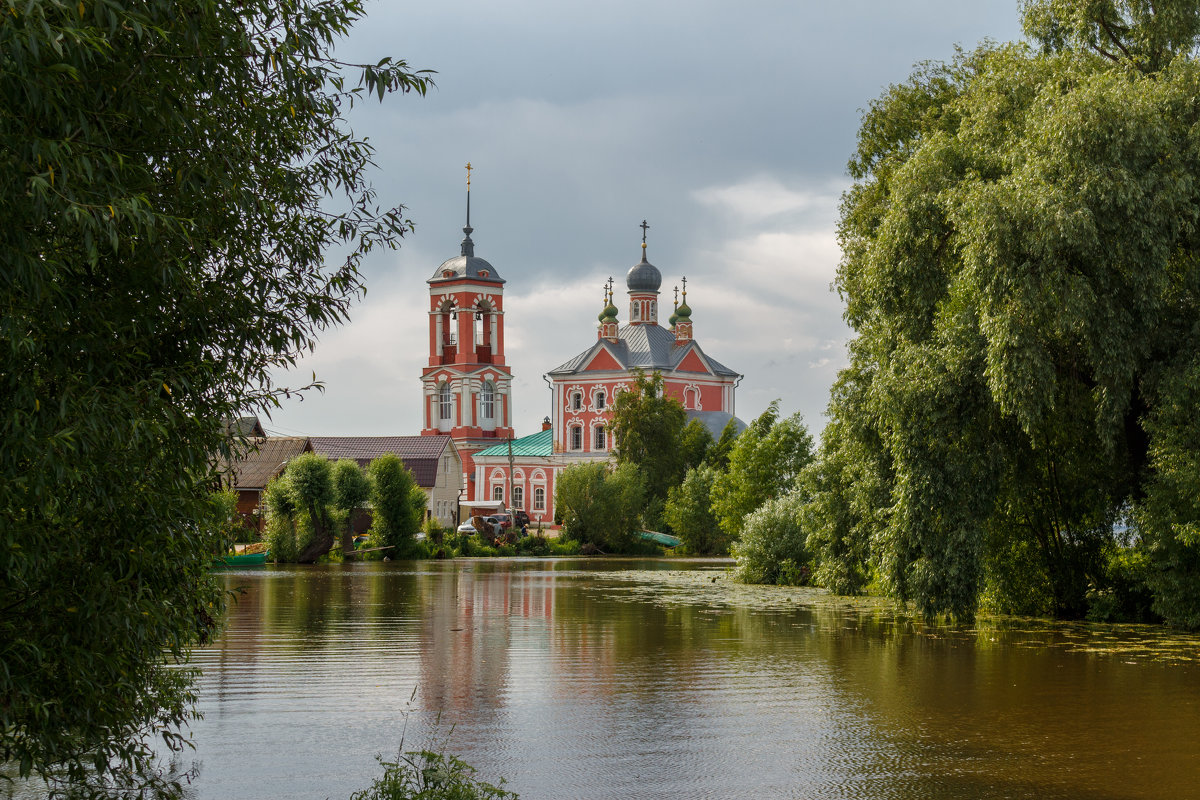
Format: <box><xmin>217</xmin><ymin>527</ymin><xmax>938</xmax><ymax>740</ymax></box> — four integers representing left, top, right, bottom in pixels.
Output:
<box><xmin>513</xmin><ymin>486</ymin><xmax>524</xmax><ymax>510</ymax></box>
<box><xmin>438</xmin><ymin>383</ymin><xmax>453</xmax><ymax>430</ymax></box>
<box><xmin>570</xmin><ymin>426</ymin><xmax>583</xmax><ymax>451</ymax></box>
<box><xmin>595</xmin><ymin>390</ymin><xmax>606</xmax><ymax>410</ymax></box>
<box><xmin>571</xmin><ymin>391</ymin><xmax>582</xmax><ymax>411</ymax></box>
<box><xmin>594</xmin><ymin>426</ymin><xmax>606</xmax><ymax>450</ymax></box>
<box><xmin>493</xmin><ymin>485</ymin><xmax>504</xmax><ymax>502</ymax></box>
<box><xmin>632</xmin><ymin>303</ymin><xmax>640</xmax><ymax>321</ymax></box>
<box><xmin>480</xmin><ymin>381</ymin><xmax>495</xmax><ymax>423</ymax></box>
<box><xmin>534</xmin><ymin>487</ymin><xmax>545</xmax><ymax>511</ymax></box>
<box><xmin>648</xmin><ymin>300</ymin><xmax>656</xmax><ymax>321</ymax></box>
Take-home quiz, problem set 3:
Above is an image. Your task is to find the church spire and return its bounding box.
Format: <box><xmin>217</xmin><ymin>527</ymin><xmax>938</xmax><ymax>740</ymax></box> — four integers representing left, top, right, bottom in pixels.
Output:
<box><xmin>460</xmin><ymin>161</ymin><xmax>475</xmax><ymax>257</ymax></box>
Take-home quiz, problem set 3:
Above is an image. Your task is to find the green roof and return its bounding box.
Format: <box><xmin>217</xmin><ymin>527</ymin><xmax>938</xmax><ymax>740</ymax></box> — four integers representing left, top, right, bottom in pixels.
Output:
<box><xmin>474</xmin><ymin>428</ymin><xmax>554</xmax><ymax>458</ymax></box>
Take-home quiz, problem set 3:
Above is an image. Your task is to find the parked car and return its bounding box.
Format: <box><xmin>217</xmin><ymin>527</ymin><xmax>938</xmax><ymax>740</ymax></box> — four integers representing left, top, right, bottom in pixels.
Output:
<box><xmin>487</xmin><ymin>513</ymin><xmax>512</xmax><ymax>530</ymax></box>
<box><xmin>513</xmin><ymin>510</ymin><xmax>530</xmax><ymax>528</ymax></box>
<box><xmin>456</xmin><ymin>521</ymin><xmax>478</xmax><ymax>535</ymax></box>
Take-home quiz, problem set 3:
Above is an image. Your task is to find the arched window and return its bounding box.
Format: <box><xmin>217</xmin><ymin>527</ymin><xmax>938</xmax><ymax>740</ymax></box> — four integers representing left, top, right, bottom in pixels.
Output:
<box><xmin>595</xmin><ymin>390</ymin><xmax>606</xmax><ymax>410</ymax></box>
<box><xmin>594</xmin><ymin>426</ymin><xmax>606</xmax><ymax>450</ymax></box>
<box><xmin>513</xmin><ymin>486</ymin><xmax>524</xmax><ymax>510</ymax></box>
<box><xmin>438</xmin><ymin>383</ymin><xmax>453</xmax><ymax>431</ymax></box>
<box><xmin>570</xmin><ymin>426</ymin><xmax>583</xmax><ymax>451</ymax></box>
<box><xmin>534</xmin><ymin>487</ymin><xmax>546</xmax><ymax>511</ymax></box>
<box><xmin>479</xmin><ymin>381</ymin><xmax>495</xmax><ymax>430</ymax></box>
<box><xmin>492</xmin><ymin>485</ymin><xmax>504</xmax><ymax>502</ymax></box>
<box><xmin>632</xmin><ymin>302</ymin><xmax>640</xmax><ymax>321</ymax></box>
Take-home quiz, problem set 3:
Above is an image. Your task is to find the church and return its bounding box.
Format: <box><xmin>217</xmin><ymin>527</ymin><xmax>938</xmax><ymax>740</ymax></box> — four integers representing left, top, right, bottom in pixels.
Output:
<box><xmin>419</xmin><ymin>194</ymin><xmax>743</xmax><ymax>526</ymax></box>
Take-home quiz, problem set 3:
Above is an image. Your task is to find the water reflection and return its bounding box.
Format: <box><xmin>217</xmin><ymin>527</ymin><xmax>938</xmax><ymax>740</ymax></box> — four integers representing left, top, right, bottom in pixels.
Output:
<box><xmin>179</xmin><ymin>560</ymin><xmax>1200</xmax><ymax>800</ymax></box>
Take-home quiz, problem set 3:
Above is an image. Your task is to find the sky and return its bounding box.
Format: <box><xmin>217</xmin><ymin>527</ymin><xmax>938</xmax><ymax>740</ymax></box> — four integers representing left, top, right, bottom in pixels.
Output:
<box><xmin>264</xmin><ymin>1</ymin><xmax>1026</xmax><ymax>440</ymax></box>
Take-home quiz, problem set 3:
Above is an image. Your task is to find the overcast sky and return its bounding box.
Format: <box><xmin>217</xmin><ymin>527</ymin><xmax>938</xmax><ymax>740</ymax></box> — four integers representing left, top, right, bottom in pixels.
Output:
<box><xmin>265</xmin><ymin>1</ymin><xmax>1025</xmax><ymax>440</ymax></box>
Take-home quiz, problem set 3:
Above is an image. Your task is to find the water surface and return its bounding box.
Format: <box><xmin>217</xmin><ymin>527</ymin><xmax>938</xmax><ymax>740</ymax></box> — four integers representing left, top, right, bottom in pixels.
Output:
<box><xmin>179</xmin><ymin>559</ymin><xmax>1200</xmax><ymax>799</ymax></box>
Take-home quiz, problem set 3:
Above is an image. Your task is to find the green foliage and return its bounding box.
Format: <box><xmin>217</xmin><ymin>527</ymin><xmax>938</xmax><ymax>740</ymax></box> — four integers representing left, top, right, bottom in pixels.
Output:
<box><xmin>351</xmin><ymin>750</ymin><xmax>518</xmax><ymax>800</ymax></box>
<box><xmin>733</xmin><ymin>493</ymin><xmax>812</xmax><ymax>586</ymax></box>
<box><xmin>0</xmin><ymin>0</ymin><xmax>428</xmax><ymax>787</ymax></box>
<box><xmin>663</xmin><ymin>465</ymin><xmax>729</xmax><ymax>554</ymax></box>
<box><xmin>807</xmin><ymin>0</ymin><xmax>1200</xmax><ymax>623</ymax></box>
<box><xmin>263</xmin><ymin>454</ymin><xmax>338</xmax><ymax>563</ymax></box>
<box><xmin>1137</xmin><ymin>349</ymin><xmax>1200</xmax><ymax>627</ymax></box>
<box><xmin>212</xmin><ymin>489</ymin><xmax>246</xmax><ymax>543</ymax></box>
<box><xmin>369</xmin><ymin>455</ymin><xmax>424</xmax><ymax>553</ymax></box>
<box><xmin>555</xmin><ymin>462</ymin><xmax>646</xmax><ymax>552</ymax></box>
<box><xmin>705</xmin><ymin>418</ymin><xmax>740</xmax><ymax>471</ymax></box>
<box><xmin>610</xmin><ymin>371</ymin><xmax>708</xmax><ymax>529</ymax></box>
<box><xmin>711</xmin><ymin>402</ymin><xmax>814</xmax><ymax>540</ymax></box>
<box><xmin>333</xmin><ymin>459</ymin><xmax>372</xmax><ymax>552</ymax></box>
<box><xmin>797</xmin><ymin>373</ymin><xmax>887</xmax><ymax>596</ymax></box>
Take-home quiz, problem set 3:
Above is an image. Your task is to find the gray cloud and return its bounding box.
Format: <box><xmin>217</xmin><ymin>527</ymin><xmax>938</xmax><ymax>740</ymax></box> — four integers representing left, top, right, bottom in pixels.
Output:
<box><xmin>266</xmin><ymin>1</ymin><xmax>1024</xmax><ymax>438</ymax></box>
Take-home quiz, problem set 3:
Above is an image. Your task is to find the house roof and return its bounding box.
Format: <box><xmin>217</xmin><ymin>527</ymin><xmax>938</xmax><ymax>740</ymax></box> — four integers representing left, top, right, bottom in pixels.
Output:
<box><xmin>309</xmin><ymin>436</ymin><xmax>456</xmax><ymax>487</ymax></box>
<box><xmin>473</xmin><ymin>428</ymin><xmax>554</xmax><ymax>459</ymax></box>
<box><xmin>225</xmin><ymin>416</ymin><xmax>266</xmax><ymax>438</ymax></box>
<box><xmin>686</xmin><ymin>410</ymin><xmax>746</xmax><ymax>439</ymax></box>
<box><xmin>547</xmin><ymin>323</ymin><xmax>740</xmax><ymax>378</ymax></box>
<box><xmin>225</xmin><ymin>436</ymin><xmax>312</xmax><ymax>490</ymax></box>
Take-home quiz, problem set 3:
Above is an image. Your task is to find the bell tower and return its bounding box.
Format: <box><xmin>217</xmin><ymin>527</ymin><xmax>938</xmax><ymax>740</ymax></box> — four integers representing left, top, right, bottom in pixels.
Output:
<box><xmin>420</xmin><ymin>164</ymin><xmax>514</xmax><ymax>485</ymax></box>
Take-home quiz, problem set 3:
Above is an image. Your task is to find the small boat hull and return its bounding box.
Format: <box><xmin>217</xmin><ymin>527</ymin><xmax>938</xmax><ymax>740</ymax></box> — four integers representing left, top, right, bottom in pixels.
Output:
<box><xmin>212</xmin><ymin>552</ymin><xmax>269</xmax><ymax>568</ymax></box>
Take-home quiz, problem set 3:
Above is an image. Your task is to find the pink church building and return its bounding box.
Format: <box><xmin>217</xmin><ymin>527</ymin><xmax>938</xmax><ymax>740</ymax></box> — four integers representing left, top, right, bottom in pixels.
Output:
<box><xmin>421</xmin><ymin>213</ymin><xmax>742</xmax><ymax>526</ymax></box>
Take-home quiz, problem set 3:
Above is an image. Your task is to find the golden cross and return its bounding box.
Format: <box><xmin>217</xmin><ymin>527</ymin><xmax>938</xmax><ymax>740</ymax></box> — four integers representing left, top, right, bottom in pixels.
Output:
<box><xmin>466</xmin><ymin>161</ymin><xmax>472</xmax><ymax>189</ymax></box>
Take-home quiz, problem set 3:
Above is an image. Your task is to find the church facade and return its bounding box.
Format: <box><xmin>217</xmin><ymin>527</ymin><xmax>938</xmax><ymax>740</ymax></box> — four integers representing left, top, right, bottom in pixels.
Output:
<box><xmin>421</xmin><ymin>213</ymin><xmax>742</xmax><ymax>526</ymax></box>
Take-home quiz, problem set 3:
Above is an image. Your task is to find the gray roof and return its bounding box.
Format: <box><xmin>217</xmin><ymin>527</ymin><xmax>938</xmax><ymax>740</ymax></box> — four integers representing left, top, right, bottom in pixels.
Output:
<box><xmin>225</xmin><ymin>416</ymin><xmax>266</xmax><ymax>438</ymax></box>
<box><xmin>309</xmin><ymin>436</ymin><xmax>457</xmax><ymax>488</ymax></box>
<box><xmin>686</xmin><ymin>410</ymin><xmax>746</xmax><ymax>439</ymax></box>
<box><xmin>428</xmin><ymin>225</ymin><xmax>504</xmax><ymax>284</ymax></box>
<box><xmin>547</xmin><ymin>323</ymin><xmax>740</xmax><ymax>378</ymax></box>
<box><xmin>429</xmin><ymin>254</ymin><xmax>504</xmax><ymax>284</ymax></box>
<box><xmin>223</xmin><ymin>436</ymin><xmax>312</xmax><ymax>490</ymax></box>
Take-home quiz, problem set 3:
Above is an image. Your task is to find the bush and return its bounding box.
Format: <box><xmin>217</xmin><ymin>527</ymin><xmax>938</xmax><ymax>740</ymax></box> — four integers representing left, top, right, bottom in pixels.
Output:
<box><xmin>555</xmin><ymin>462</ymin><xmax>644</xmax><ymax>552</ymax></box>
<box><xmin>733</xmin><ymin>492</ymin><xmax>811</xmax><ymax>585</ymax></box>
<box><xmin>664</xmin><ymin>465</ymin><xmax>728</xmax><ymax>554</ymax></box>
<box><xmin>368</xmin><ymin>455</ymin><xmax>424</xmax><ymax>553</ymax></box>
<box><xmin>351</xmin><ymin>750</ymin><xmax>518</xmax><ymax>800</ymax></box>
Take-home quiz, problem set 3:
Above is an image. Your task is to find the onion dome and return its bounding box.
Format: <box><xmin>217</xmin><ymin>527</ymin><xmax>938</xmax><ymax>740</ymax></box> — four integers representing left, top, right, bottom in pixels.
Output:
<box><xmin>675</xmin><ymin>301</ymin><xmax>691</xmax><ymax>320</ymax></box>
<box><xmin>598</xmin><ymin>281</ymin><xmax>619</xmax><ymax>322</ymax></box>
<box><xmin>626</xmin><ymin>219</ymin><xmax>661</xmax><ymax>292</ymax></box>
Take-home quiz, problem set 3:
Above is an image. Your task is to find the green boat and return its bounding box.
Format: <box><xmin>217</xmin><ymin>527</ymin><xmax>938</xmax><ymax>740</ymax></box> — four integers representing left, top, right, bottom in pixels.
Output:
<box><xmin>637</xmin><ymin>530</ymin><xmax>681</xmax><ymax>548</ymax></box>
<box><xmin>211</xmin><ymin>551</ymin><xmax>270</xmax><ymax>568</ymax></box>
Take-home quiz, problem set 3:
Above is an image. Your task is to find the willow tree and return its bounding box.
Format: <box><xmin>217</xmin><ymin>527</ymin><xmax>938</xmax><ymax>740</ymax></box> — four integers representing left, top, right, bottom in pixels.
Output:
<box><xmin>816</xmin><ymin>0</ymin><xmax>1200</xmax><ymax>623</ymax></box>
<box><xmin>0</xmin><ymin>0</ymin><xmax>429</xmax><ymax>794</ymax></box>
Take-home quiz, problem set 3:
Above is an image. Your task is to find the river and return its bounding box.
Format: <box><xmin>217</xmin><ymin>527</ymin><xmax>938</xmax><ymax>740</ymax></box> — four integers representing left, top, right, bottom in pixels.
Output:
<box><xmin>177</xmin><ymin>559</ymin><xmax>1200</xmax><ymax>800</ymax></box>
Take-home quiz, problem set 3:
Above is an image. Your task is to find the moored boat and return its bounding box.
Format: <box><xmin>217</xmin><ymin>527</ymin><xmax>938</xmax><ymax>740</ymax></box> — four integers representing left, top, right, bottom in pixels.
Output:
<box><xmin>211</xmin><ymin>551</ymin><xmax>270</xmax><ymax>568</ymax></box>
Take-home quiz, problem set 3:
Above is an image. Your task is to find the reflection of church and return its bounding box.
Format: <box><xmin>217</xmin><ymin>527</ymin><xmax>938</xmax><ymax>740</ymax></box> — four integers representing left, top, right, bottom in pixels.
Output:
<box><xmin>420</xmin><ymin>185</ymin><xmax>742</xmax><ymax>525</ymax></box>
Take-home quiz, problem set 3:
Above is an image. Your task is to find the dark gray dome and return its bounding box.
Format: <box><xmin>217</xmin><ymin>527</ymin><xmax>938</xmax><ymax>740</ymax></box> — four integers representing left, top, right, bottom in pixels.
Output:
<box><xmin>429</xmin><ymin>255</ymin><xmax>504</xmax><ymax>283</ymax></box>
<box><xmin>429</xmin><ymin>224</ymin><xmax>504</xmax><ymax>283</ymax></box>
<box><xmin>626</xmin><ymin>257</ymin><xmax>661</xmax><ymax>292</ymax></box>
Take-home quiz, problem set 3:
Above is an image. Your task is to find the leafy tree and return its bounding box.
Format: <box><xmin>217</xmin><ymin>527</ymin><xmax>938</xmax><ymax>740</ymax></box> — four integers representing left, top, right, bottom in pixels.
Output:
<box><xmin>663</xmin><ymin>464</ymin><xmax>728</xmax><ymax>554</ymax></box>
<box><xmin>813</xmin><ymin>0</ymin><xmax>1200</xmax><ymax>623</ymax></box>
<box><xmin>610</xmin><ymin>371</ymin><xmax>710</xmax><ymax>530</ymax></box>
<box><xmin>333</xmin><ymin>459</ymin><xmax>373</xmax><ymax>553</ymax></box>
<box><xmin>705</xmin><ymin>418</ymin><xmax>741</xmax><ymax>471</ymax></box>
<box><xmin>263</xmin><ymin>453</ymin><xmax>339</xmax><ymax>563</ymax></box>
<box><xmin>0</xmin><ymin>0</ymin><xmax>429</xmax><ymax>792</ymax></box>
<box><xmin>369</xmin><ymin>454</ymin><xmax>425</xmax><ymax>555</ymax></box>
<box><xmin>555</xmin><ymin>462</ymin><xmax>645</xmax><ymax>552</ymax></box>
<box><xmin>711</xmin><ymin>402</ymin><xmax>815</xmax><ymax>540</ymax></box>
<box><xmin>733</xmin><ymin>493</ymin><xmax>812</xmax><ymax>586</ymax></box>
